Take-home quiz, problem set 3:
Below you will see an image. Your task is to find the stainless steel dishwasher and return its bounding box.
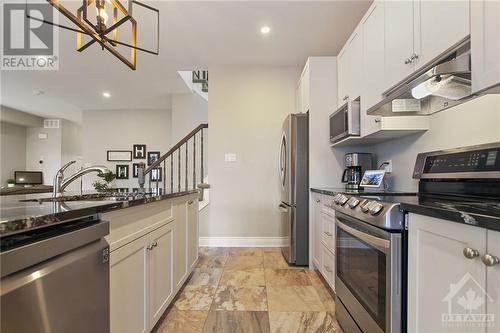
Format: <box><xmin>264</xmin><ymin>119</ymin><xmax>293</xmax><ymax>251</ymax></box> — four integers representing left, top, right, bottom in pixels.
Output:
<box><xmin>1</xmin><ymin>215</ymin><xmax>110</xmax><ymax>333</ymax></box>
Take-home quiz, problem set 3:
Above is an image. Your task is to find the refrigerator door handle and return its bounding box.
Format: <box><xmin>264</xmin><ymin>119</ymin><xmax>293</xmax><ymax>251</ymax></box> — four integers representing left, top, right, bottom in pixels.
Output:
<box><xmin>278</xmin><ymin>203</ymin><xmax>289</xmax><ymax>213</ymax></box>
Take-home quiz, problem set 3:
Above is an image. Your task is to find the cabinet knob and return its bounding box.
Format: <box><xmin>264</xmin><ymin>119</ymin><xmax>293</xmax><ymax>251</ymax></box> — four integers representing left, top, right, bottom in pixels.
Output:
<box><xmin>404</xmin><ymin>58</ymin><xmax>412</xmax><ymax>65</ymax></box>
<box><xmin>343</xmin><ymin>95</ymin><xmax>349</xmax><ymax>102</ymax></box>
<box><xmin>324</xmin><ymin>231</ymin><xmax>333</xmax><ymax>237</ymax></box>
<box><xmin>153</xmin><ymin>241</ymin><xmax>158</xmax><ymax>247</ymax></box>
<box><xmin>188</xmin><ymin>200</ymin><xmax>194</xmax><ymax>205</ymax></box>
<box><xmin>315</xmin><ymin>199</ymin><xmax>320</xmax><ymax>203</ymax></box>
<box><xmin>375</xmin><ymin>118</ymin><xmax>381</xmax><ymax>123</ymax></box>
<box><xmin>481</xmin><ymin>253</ymin><xmax>500</xmax><ymax>267</ymax></box>
<box><xmin>410</xmin><ymin>53</ymin><xmax>419</xmax><ymax>62</ymax></box>
<box><xmin>324</xmin><ymin>265</ymin><xmax>333</xmax><ymax>273</ymax></box>
<box><xmin>463</xmin><ymin>247</ymin><xmax>480</xmax><ymax>259</ymax></box>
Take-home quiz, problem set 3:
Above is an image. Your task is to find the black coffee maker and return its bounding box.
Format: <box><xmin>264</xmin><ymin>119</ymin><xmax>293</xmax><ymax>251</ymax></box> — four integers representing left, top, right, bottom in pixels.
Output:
<box><xmin>341</xmin><ymin>153</ymin><xmax>373</xmax><ymax>190</ymax></box>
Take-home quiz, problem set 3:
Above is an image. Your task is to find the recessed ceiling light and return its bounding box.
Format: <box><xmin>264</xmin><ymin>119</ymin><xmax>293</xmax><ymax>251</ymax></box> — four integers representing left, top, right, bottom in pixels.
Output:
<box><xmin>260</xmin><ymin>26</ymin><xmax>271</xmax><ymax>35</ymax></box>
<box><xmin>33</xmin><ymin>90</ymin><xmax>44</xmax><ymax>96</ymax></box>
<box><xmin>102</xmin><ymin>92</ymin><xmax>111</xmax><ymax>98</ymax></box>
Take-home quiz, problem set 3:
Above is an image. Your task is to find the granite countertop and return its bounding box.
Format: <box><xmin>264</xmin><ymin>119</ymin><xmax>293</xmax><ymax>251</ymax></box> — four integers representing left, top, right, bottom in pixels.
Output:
<box><xmin>0</xmin><ymin>189</ymin><xmax>198</xmax><ymax>237</ymax></box>
<box><xmin>311</xmin><ymin>187</ymin><xmax>500</xmax><ymax>231</ymax></box>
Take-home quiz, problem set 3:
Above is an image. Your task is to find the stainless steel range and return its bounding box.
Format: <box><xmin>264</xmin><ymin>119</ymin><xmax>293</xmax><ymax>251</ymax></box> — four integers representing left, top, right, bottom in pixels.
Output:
<box><xmin>329</xmin><ymin>193</ymin><xmax>408</xmax><ymax>333</ymax></box>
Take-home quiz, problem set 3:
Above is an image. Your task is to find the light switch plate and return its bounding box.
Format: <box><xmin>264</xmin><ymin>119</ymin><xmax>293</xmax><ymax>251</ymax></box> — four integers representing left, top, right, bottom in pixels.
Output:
<box><xmin>224</xmin><ymin>153</ymin><xmax>237</xmax><ymax>162</ymax></box>
<box><xmin>38</xmin><ymin>133</ymin><xmax>48</xmax><ymax>139</ymax></box>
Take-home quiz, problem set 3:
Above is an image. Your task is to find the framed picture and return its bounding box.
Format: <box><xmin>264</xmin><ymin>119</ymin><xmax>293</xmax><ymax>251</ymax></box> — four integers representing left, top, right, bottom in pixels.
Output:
<box><xmin>116</xmin><ymin>165</ymin><xmax>129</xmax><ymax>179</ymax></box>
<box><xmin>148</xmin><ymin>151</ymin><xmax>160</xmax><ymax>166</ymax></box>
<box><xmin>107</xmin><ymin>150</ymin><xmax>132</xmax><ymax>162</ymax></box>
<box><xmin>151</xmin><ymin>167</ymin><xmax>163</xmax><ymax>182</ymax></box>
<box><xmin>132</xmin><ymin>163</ymin><xmax>141</xmax><ymax>178</ymax></box>
<box><xmin>133</xmin><ymin>144</ymin><xmax>146</xmax><ymax>159</ymax></box>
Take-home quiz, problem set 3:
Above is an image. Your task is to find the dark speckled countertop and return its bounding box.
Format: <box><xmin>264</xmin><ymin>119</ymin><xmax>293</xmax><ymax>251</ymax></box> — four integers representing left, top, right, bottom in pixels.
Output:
<box><xmin>311</xmin><ymin>187</ymin><xmax>500</xmax><ymax>231</ymax></box>
<box><xmin>0</xmin><ymin>189</ymin><xmax>198</xmax><ymax>237</ymax></box>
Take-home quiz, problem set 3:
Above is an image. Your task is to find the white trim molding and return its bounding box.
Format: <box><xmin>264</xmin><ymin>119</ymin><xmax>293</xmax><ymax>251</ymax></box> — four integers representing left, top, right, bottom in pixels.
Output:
<box><xmin>199</xmin><ymin>237</ymin><xmax>287</xmax><ymax>247</ymax></box>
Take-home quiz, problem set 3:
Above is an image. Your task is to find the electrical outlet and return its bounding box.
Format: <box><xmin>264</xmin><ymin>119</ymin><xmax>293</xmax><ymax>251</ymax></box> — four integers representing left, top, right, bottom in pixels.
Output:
<box><xmin>384</xmin><ymin>160</ymin><xmax>393</xmax><ymax>173</ymax></box>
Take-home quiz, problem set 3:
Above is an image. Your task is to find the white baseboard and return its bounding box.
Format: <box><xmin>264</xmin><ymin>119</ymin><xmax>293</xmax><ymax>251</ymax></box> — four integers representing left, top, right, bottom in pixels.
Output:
<box><xmin>199</xmin><ymin>237</ymin><xmax>287</xmax><ymax>247</ymax></box>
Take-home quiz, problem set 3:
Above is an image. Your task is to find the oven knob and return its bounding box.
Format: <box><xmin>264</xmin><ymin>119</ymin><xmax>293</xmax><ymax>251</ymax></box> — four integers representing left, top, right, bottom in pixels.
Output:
<box><xmin>339</xmin><ymin>195</ymin><xmax>349</xmax><ymax>205</ymax></box>
<box><xmin>333</xmin><ymin>194</ymin><xmax>341</xmax><ymax>204</ymax></box>
<box><xmin>370</xmin><ymin>203</ymin><xmax>384</xmax><ymax>215</ymax></box>
<box><xmin>347</xmin><ymin>197</ymin><xmax>360</xmax><ymax>208</ymax></box>
<box><xmin>360</xmin><ymin>200</ymin><xmax>372</xmax><ymax>213</ymax></box>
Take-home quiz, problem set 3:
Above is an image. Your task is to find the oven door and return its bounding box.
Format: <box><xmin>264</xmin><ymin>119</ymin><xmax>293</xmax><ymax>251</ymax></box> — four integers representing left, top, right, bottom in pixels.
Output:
<box><xmin>335</xmin><ymin>212</ymin><xmax>401</xmax><ymax>333</ymax></box>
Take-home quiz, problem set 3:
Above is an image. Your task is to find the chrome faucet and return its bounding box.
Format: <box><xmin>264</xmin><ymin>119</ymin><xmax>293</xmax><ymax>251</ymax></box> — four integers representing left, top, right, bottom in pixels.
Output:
<box><xmin>53</xmin><ymin>161</ymin><xmax>110</xmax><ymax>197</ymax></box>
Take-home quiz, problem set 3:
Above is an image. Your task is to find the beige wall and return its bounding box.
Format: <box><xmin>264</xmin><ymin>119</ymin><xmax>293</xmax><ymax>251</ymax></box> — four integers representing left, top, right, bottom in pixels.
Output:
<box><xmin>82</xmin><ymin>109</ymin><xmax>172</xmax><ymax>190</ymax></box>
<box><xmin>171</xmin><ymin>93</ymin><xmax>208</xmax><ymax>143</ymax></box>
<box><xmin>203</xmin><ymin>65</ymin><xmax>300</xmax><ymax>238</ymax></box>
<box><xmin>373</xmin><ymin>94</ymin><xmax>500</xmax><ymax>191</ymax></box>
<box><xmin>0</xmin><ymin>122</ymin><xmax>27</xmax><ymax>184</ymax></box>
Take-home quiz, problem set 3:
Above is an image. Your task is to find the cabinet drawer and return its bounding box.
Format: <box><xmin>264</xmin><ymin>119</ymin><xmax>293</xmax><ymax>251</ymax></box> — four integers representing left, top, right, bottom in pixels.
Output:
<box><xmin>321</xmin><ymin>245</ymin><xmax>335</xmax><ymax>290</ymax></box>
<box><xmin>321</xmin><ymin>212</ymin><xmax>335</xmax><ymax>252</ymax></box>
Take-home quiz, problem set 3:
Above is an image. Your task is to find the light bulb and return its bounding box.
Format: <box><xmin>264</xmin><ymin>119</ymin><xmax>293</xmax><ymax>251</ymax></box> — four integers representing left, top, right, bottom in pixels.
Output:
<box><xmin>97</xmin><ymin>9</ymin><xmax>108</xmax><ymax>24</ymax></box>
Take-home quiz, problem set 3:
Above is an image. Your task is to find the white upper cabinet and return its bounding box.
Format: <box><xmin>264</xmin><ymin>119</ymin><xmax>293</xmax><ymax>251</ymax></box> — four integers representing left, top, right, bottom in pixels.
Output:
<box><xmin>471</xmin><ymin>0</ymin><xmax>500</xmax><ymax>93</ymax></box>
<box><xmin>337</xmin><ymin>28</ymin><xmax>363</xmax><ymax>106</ymax></box>
<box><xmin>384</xmin><ymin>0</ymin><xmax>414</xmax><ymax>91</ymax></box>
<box><xmin>413</xmin><ymin>0</ymin><xmax>470</xmax><ymax>70</ymax></box>
<box><xmin>296</xmin><ymin>62</ymin><xmax>310</xmax><ymax>113</ymax></box>
<box><xmin>361</xmin><ymin>0</ymin><xmax>386</xmax><ymax>136</ymax></box>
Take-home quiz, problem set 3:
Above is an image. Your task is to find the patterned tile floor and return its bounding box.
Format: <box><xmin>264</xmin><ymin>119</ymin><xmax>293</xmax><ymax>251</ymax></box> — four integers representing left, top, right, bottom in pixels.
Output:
<box><xmin>153</xmin><ymin>247</ymin><xmax>343</xmax><ymax>333</ymax></box>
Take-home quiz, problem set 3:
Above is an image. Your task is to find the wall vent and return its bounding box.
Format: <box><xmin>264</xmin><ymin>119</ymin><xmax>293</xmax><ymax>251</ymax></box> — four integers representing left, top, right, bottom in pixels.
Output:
<box><xmin>44</xmin><ymin>119</ymin><xmax>60</xmax><ymax>129</ymax></box>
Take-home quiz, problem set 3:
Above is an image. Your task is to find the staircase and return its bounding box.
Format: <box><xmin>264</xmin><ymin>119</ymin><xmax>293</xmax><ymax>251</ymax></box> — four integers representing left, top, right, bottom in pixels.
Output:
<box><xmin>139</xmin><ymin>124</ymin><xmax>209</xmax><ymax>202</ymax></box>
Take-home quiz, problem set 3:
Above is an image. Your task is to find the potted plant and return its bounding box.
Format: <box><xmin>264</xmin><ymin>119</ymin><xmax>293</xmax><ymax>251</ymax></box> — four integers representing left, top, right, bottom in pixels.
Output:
<box><xmin>92</xmin><ymin>172</ymin><xmax>116</xmax><ymax>192</ymax></box>
<box><xmin>7</xmin><ymin>179</ymin><xmax>15</xmax><ymax>188</ymax></box>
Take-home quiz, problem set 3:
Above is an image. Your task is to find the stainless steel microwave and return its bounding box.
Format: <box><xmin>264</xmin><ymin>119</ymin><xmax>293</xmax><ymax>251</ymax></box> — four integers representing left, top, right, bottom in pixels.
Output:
<box><xmin>329</xmin><ymin>100</ymin><xmax>360</xmax><ymax>143</ymax></box>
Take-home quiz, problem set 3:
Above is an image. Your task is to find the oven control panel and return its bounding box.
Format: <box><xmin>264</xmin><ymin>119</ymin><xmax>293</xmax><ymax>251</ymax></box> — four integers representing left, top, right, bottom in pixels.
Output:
<box><xmin>413</xmin><ymin>143</ymin><xmax>500</xmax><ymax>178</ymax></box>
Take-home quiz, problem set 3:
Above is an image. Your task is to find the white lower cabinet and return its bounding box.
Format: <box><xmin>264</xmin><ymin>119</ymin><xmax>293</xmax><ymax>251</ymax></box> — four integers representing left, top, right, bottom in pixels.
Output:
<box><xmin>321</xmin><ymin>246</ymin><xmax>335</xmax><ymax>290</ymax></box>
<box><xmin>407</xmin><ymin>213</ymin><xmax>500</xmax><ymax>333</ymax></box>
<box><xmin>109</xmin><ymin>195</ymin><xmax>199</xmax><ymax>333</ymax></box>
<box><xmin>311</xmin><ymin>193</ymin><xmax>322</xmax><ymax>269</ymax></box>
<box><xmin>110</xmin><ymin>235</ymin><xmax>150</xmax><ymax>333</ymax></box>
<box><xmin>149</xmin><ymin>223</ymin><xmax>174</xmax><ymax>329</ymax></box>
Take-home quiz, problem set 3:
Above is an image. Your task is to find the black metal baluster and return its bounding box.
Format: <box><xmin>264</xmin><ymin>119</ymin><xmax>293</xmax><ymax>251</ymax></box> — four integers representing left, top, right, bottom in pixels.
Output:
<box><xmin>201</xmin><ymin>128</ymin><xmax>204</xmax><ymax>184</ymax></box>
<box><xmin>170</xmin><ymin>155</ymin><xmax>173</xmax><ymax>193</ymax></box>
<box><xmin>193</xmin><ymin>133</ymin><xmax>196</xmax><ymax>190</ymax></box>
<box><xmin>185</xmin><ymin>142</ymin><xmax>188</xmax><ymax>191</ymax></box>
<box><xmin>163</xmin><ymin>160</ymin><xmax>166</xmax><ymax>194</ymax></box>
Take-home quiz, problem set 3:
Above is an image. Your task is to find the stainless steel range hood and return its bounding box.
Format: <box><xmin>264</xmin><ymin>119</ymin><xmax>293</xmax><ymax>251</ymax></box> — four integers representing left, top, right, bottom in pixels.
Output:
<box><xmin>367</xmin><ymin>38</ymin><xmax>473</xmax><ymax>116</ymax></box>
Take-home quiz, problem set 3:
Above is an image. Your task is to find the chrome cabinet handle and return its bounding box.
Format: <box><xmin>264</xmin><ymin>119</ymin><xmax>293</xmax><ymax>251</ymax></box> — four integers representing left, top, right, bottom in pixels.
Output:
<box><xmin>315</xmin><ymin>199</ymin><xmax>320</xmax><ymax>203</ymax></box>
<box><xmin>410</xmin><ymin>53</ymin><xmax>419</xmax><ymax>62</ymax></box>
<box><xmin>324</xmin><ymin>265</ymin><xmax>333</xmax><ymax>273</ymax></box>
<box><xmin>324</xmin><ymin>231</ymin><xmax>333</xmax><ymax>237</ymax></box>
<box><xmin>481</xmin><ymin>254</ymin><xmax>500</xmax><ymax>267</ymax></box>
<box><xmin>463</xmin><ymin>247</ymin><xmax>480</xmax><ymax>259</ymax></box>
<box><xmin>188</xmin><ymin>200</ymin><xmax>194</xmax><ymax>205</ymax></box>
<box><xmin>147</xmin><ymin>244</ymin><xmax>154</xmax><ymax>251</ymax></box>
<box><xmin>153</xmin><ymin>241</ymin><xmax>158</xmax><ymax>247</ymax></box>
<box><xmin>404</xmin><ymin>57</ymin><xmax>412</xmax><ymax>64</ymax></box>
<box><xmin>375</xmin><ymin>118</ymin><xmax>381</xmax><ymax>123</ymax></box>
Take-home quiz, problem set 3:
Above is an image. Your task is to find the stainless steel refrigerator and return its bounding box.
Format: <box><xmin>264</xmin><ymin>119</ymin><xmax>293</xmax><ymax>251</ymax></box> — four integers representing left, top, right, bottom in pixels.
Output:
<box><xmin>279</xmin><ymin>113</ymin><xmax>309</xmax><ymax>266</ymax></box>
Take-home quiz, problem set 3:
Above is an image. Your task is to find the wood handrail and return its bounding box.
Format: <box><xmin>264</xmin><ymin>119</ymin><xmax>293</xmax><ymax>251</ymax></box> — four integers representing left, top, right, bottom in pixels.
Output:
<box><xmin>144</xmin><ymin>123</ymin><xmax>208</xmax><ymax>174</ymax></box>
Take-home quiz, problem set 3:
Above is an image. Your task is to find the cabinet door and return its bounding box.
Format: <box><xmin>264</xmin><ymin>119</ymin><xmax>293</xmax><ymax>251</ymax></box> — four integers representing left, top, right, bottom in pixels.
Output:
<box><xmin>110</xmin><ymin>235</ymin><xmax>149</xmax><ymax>333</ymax></box>
<box><xmin>149</xmin><ymin>223</ymin><xmax>174</xmax><ymax>329</ymax></box>
<box><xmin>471</xmin><ymin>0</ymin><xmax>500</xmax><ymax>93</ymax></box>
<box><xmin>311</xmin><ymin>193</ymin><xmax>322</xmax><ymax>268</ymax></box>
<box><xmin>320</xmin><ymin>211</ymin><xmax>335</xmax><ymax>253</ymax></box>
<box><xmin>346</xmin><ymin>28</ymin><xmax>363</xmax><ymax>101</ymax></box>
<box><xmin>187</xmin><ymin>198</ymin><xmax>199</xmax><ymax>270</ymax></box>
<box><xmin>408</xmin><ymin>214</ymin><xmax>486</xmax><ymax>333</ymax></box>
<box><xmin>414</xmin><ymin>0</ymin><xmax>470</xmax><ymax>69</ymax></box>
<box><xmin>361</xmin><ymin>1</ymin><xmax>385</xmax><ymax>137</ymax></box>
<box><xmin>321</xmin><ymin>245</ymin><xmax>335</xmax><ymax>291</ymax></box>
<box><xmin>486</xmin><ymin>230</ymin><xmax>500</xmax><ymax>333</ymax></box>
<box><xmin>174</xmin><ymin>201</ymin><xmax>188</xmax><ymax>290</ymax></box>
<box><xmin>337</xmin><ymin>49</ymin><xmax>348</xmax><ymax>107</ymax></box>
<box><xmin>384</xmin><ymin>0</ymin><xmax>414</xmax><ymax>90</ymax></box>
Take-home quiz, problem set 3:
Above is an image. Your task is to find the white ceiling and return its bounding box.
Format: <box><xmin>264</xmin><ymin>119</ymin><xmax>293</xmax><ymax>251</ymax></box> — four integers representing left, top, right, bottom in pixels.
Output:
<box><xmin>1</xmin><ymin>0</ymin><xmax>371</xmax><ymax>123</ymax></box>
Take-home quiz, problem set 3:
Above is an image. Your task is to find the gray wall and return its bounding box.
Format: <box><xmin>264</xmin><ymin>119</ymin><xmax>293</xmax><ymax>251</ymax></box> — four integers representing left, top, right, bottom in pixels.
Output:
<box><xmin>82</xmin><ymin>109</ymin><xmax>172</xmax><ymax>190</ymax></box>
<box><xmin>171</xmin><ymin>93</ymin><xmax>208</xmax><ymax>143</ymax></box>
<box><xmin>203</xmin><ymin>65</ymin><xmax>300</xmax><ymax>238</ymax></box>
<box><xmin>0</xmin><ymin>122</ymin><xmax>27</xmax><ymax>184</ymax></box>
<box><xmin>26</xmin><ymin>127</ymin><xmax>62</xmax><ymax>185</ymax></box>
<box><xmin>373</xmin><ymin>94</ymin><xmax>500</xmax><ymax>191</ymax></box>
